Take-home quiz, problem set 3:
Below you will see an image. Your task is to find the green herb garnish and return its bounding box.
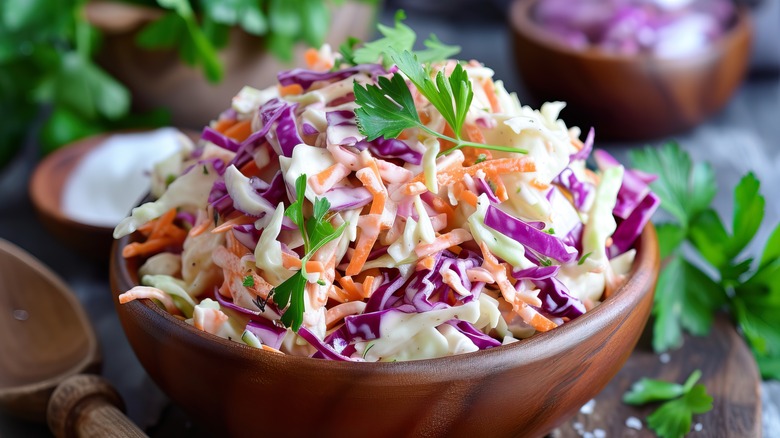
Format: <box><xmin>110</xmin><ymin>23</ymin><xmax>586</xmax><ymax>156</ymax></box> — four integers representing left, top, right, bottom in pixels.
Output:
<box><xmin>272</xmin><ymin>173</ymin><xmax>346</xmax><ymax>331</ymax></box>
<box><xmin>631</xmin><ymin>142</ymin><xmax>780</xmax><ymax>379</ymax></box>
<box><xmin>354</xmin><ymin>49</ymin><xmax>526</xmax><ymax>158</ymax></box>
<box><xmin>350</xmin><ymin>10</ymin><xmax>460</xmax><ymax>68</ymax></box>
<box><xmin>242</xmin><ymin>275</ymin><xmax>255</xmax><ymax>287</ymax></box>
<box><xmin>577</xmin><ymin>251</ymin><xmax>592</xmax><ymax>265</ymax></box>
<box><xmin>623</xmin><ymin>370</ymin><xmax>712</xmax><ymax>438</ymax></box>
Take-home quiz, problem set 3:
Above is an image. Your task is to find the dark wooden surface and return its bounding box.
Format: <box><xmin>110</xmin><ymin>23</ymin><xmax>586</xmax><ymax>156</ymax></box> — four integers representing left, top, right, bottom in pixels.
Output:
<box><xmin>553</xmin><ymin>315</ymin><xmax>761</xmax><ymax>437</ymax></box>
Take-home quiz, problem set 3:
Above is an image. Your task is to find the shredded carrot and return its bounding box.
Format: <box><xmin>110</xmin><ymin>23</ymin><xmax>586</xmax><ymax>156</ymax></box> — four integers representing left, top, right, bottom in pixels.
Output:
<box><xmin>482</xmin><ymin>79</ymin><xmax>501</xmax><ymax>113</ymax></box>
<box><xmin>439</xmin><ymin>123</ymin><xmax>457</xmax><ymax>153</ymax></box>
<box><xmin>223</xmin><ymin>119</ymin><xmax>253</xmax><ymax>142</ymax></box>
<box><xmin>487</xmin><ymin>173</ymin><xmax>508</xmax><ymax>202</ymax></box>
<box><xmin>415</xmin><ymin>228</ymin><xmax>472</xmax><ymax>259</ymax></box>
<box><xmin>408</xmin><ymin>157</ymin><xmax>536</xmax><ymax>190</ymax></box>
<box><xmin>463</xmin><ymin>124</ymin><xmax>490</xmax><ymax>165</ymax></box>
<box><xmin>122</xmin><ymin>237</ymin><xmax>179</xmax><ymax>258</ymax></box>
<box><xmin>309</xmin><ymin>163</ymin><xmax>351</xmax><ymax>195</ymax></box>
<box><xmin>188</xmin><ymin>211</ymin><xmax>213</xmax><ymax>237</ymax></box>
<box><xmin>428</xmin><ymin>196</ymin><xmax>455</xmax><ymax>230</ymax></box>
<box><xmin>279</xmin><ymin>83</ymin><xmax>304</xmax><ymax>97</ymax></box>
<box><xmin>280</xmin><ymin>252</ymin><xmax>325</xmax><ymax>273</ymax></box>
<box><xmin>211</xmin><ymin>215</ymin><xmax>256</xmax><ymax>234</ymax></box>
<box><xmin>530</xmin><ymin>178</ymin><xmax>550</xmax><ymax>191</ymax></box>
<box><xmin>335</xmin><ymin>275</ymin><xmax>364</xmax><ymax>302</ymax></box>
<box><xmin>260</xmin><ymin>344</ymin><xmax>284</xmax><ymax>354</ymax></box>
<box><xmin>360</xmin><ymin>276</ymin><xmax>375</xmax><ymax>299</ymax></box>
<box><xmin>239</xmin><ymin>159</ymin><xmax>261</xmax><ymax>178</ymax></box>
<box><xmin>345</xmin><ymin>215</ymin><xmax>381</xmax><ymax>276</ymax></box>
<box><xmin>452</xmin><ymin>182</ymin><xmax>478</xmax><ymax>208</ymax></box>
<box><xmin>326</xmin><ymin>301</ymin><xmax>367</xmax><ymax>327</ymax></box>
<box><xmin>304</xmin><ymin>48</ymin><xmax>320</xmax><ymax>68</ymax></box>
<box><xmin>119</xmin><ymin>286</ymin><xmax>182</xmax><ymax>316</ymax></box>
<box><xmin>123</xmin><ymin>208</ymin><xmax>187</xmax><ymax>258</ymax></box>
<box><xmin>416</xmin><ymin>255</ymin><xmax>437</xmax><ymax>271</ymax></box>
<box><xmin>213</xmin><ymin>118</ymin><xmax>238</xmax><ymax>133</ymax></box>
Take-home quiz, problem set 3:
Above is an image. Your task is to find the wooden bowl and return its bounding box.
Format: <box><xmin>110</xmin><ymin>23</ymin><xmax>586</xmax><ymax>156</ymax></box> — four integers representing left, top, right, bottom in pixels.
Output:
<box><xmin>29</xmin><ymin>134</ymin><xmax>117</xmax><ymax>260</ymax></box>
<box><xmin>0</xmin><ymin>239</ymin><xmax>100</xmax><ymax>421</ymax></box>
<box><xmin>509</xmin><ymin>0</ymin><xmax>753</xmax><ymax>141</ymax></box>
<box><xmin>110</xmin><ymin>223</ymin><xmax>659</xmax><ymax>437</ymax></box>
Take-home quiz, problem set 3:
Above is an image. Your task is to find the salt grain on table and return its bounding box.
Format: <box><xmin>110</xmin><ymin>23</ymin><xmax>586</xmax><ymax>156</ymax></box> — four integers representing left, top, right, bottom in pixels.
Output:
<box><xmin>659</xmin><ymin>353</ymin><xmax>670</xmax><ymax>363</ymax></box>
<box><xmin>593</xmin><ymin>428</ymin><xmax>606</xmax><ymax>438</ymax></box>
<box><xmin>694</xmin><ymin>422</ymin><xmax>703</xmax><ymax>432</ymax></box>
<box><xmin>625</xmin><ymin>416</ymin><xmax>643</xmax><ymax>430</ymax></box>
<box><xmin>580</xmin><ymin>398</ymin><xmax>597</xmax><ymax>415</ymax></box>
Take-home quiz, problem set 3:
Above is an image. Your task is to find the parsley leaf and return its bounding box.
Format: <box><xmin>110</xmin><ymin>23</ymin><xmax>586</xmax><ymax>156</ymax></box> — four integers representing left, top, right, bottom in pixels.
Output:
<box><xmin>652</xmin><ymin>256</ymin><xmax>726</xmax><ymax>352</ymax></box>
<box><xmin>354</xmin><ymin>50</ymin><xmax>526</xmax><ymax>157</ymax></box>
<box><xmin>631</xmin><ymin>142</ymin><xmax>780</xmax><ymax>379</ymax></box>
<box><xmin>647</xmin><ymin>385</ymin><xmax>713</xmax><ymax>438</ymax></box>
<box><xmin>272</xmin><ymin>174</ymin><xmax>347</xmax><ymax>331</ymax></box>
<box><xmin>242</xmin><ymin>275</ymin><xmax>255</xmax><ymax>287</ymax></box>
<box><xmin>624</xmin><ymin>370</ymin><xmax>712</xmax><ymax>438</ymax></box>
<box><xmin>630</xmin><ymin>142</ymin><xmax>716</xmax><ymax>227</ymax></box>
<box><xmin>351</xmin><ymin>10</ymin><xmax>459</xmax><ymax>67</ymax></box>
<box><xmin>729</xmin><ymin>172</ymin><xmax>764</xmax><ymax>257</ymax></box>
<box><xmin>354</xmin><ymin>72</ymin><xmax>421</xmax><ymax>140</ymax></box>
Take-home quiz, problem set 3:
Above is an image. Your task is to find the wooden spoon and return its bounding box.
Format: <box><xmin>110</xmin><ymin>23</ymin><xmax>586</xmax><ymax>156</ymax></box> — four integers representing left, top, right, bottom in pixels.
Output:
<box><xmin>0</xmin><ymin>239</ymin><xmax>145</xmax><ymax>437</ymax></box>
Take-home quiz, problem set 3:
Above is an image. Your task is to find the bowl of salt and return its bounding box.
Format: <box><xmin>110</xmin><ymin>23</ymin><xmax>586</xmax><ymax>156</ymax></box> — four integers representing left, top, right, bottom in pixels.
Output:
<box><xmin>29</xmin><ymin>128</ymin><xmax>194</xmax><ymax>260</ymax></box>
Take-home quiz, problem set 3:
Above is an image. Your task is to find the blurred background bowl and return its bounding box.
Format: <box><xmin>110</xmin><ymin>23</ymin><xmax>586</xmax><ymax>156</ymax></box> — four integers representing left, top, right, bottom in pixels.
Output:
<box><xmin>110</xmin><ymin>223</ymin><xmax>659</xmax><ymax>438</ymax></box>
<box><xmin>29</xmin><ymin>129</ymin><xmax>198</xmax><ymax>261</ymax></box>
<box><xmin>29</xmin><ymin>133</ymin><xmax>117</xmax><ymax>261</ymax></box>
<box><xmin>509</xmin><ymin>0</ymin><xmax>753</xmax><ymax>141</ymax></box>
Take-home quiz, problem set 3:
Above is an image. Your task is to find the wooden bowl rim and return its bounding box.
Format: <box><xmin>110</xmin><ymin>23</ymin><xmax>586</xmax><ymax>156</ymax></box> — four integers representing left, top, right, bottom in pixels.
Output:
<box><xmin>0</xmin><ymin>238</ymin><xmax>100</xmax><ymax>397</ymax></box>
<box><xmin>111</xmin><ymin>222</ymin><xmax>658</xmax><ymax>378</ymax></box>
<box><xmin>509</xmin><ymin>0</ymin><xmax>753</xmax><ymax>64</ymax></box>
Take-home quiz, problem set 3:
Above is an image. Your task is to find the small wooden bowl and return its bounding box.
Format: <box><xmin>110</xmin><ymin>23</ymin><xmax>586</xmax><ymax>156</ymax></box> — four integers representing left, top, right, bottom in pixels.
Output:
<box><xmin>110</xmin><ymin>223</ymin><xmax>659</xmax><ymax>437</ymax></box>
<box><xmin>0</xmin><ymin>239</ymin><xmax>100</xmax><ymax>421</ymax></box>
<box><xmin>509</xmin><ymin>0</ymin><xmax>753</xmax><ymax>141</ymax></box>
<box><xmin>29</xmin><ymin>134</ymin><xmax>118</xmax><ymax>260</ymax></box>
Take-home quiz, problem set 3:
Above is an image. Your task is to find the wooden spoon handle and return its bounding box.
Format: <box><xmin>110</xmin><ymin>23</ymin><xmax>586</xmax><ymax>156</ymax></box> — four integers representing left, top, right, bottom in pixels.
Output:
<box><xmin>47</xmin><ymin>374</ymin><xmax>147</xmax><ymax>438</ymax></box>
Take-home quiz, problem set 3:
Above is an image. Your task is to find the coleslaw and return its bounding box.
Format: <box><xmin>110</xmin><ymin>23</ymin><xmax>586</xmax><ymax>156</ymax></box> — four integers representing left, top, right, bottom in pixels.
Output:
<box><xmin>114</xmin><ymin>45</ymin><xmax>658</xmax><ymax>362</ymax></box>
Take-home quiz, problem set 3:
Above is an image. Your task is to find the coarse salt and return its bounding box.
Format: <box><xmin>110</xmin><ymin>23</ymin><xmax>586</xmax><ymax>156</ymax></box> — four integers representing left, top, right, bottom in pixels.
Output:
<box><xmin>580</xmin><ymin>398</ymin><xmax>597</xmax><ymax>415</ymax></box>
<box><xmin>593</xmin><ymin>429</ymin><xmax>606</xmax><ymax>438</ymax></box>
<box><xmin>625</xmin><ymin>416</ymin><xmax>643</xmax><ymax>430</ymax></box>
<box><xmin>62</xmin><ymin>128</ymin><xmax>184</xmax><ymax>227</ymax></box>
<box><xmin>659</xmin><ymin>353</ymin><xmax>671</xmax><ymax>363</ymax></box>
<box><xmin>694</xmin><ymin>422</ymin><xmax>703</xmax><ymax>432</ymax></box>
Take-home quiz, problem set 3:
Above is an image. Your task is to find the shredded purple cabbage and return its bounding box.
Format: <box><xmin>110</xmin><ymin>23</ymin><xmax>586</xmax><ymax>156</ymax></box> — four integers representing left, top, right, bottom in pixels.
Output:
<box><xmin>245</xmin><ymin>318</ymin><xmax>287</xmax><ymax>350</ymax></box>
<box><xmin>532</xmin><ymin>277</ymin><xmax>586</xmax><ymax>319</ymax></box>
<box><xmin>277</xmin><ymin>64</ymin><xmax>388</xmax><ymax>91</ymax></box>
<box><xmin>484</xmin><ymin>205</ymin><xmax>577</xmax><ymax>263</ymax></box>
<box><xmin>201</xmin><ymin>126</ymin><xmax>240</xmax><ymax>152</ymax></box>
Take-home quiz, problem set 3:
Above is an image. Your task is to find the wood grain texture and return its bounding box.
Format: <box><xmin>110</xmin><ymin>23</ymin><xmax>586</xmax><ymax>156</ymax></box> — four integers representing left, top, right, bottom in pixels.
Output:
<box><xmin>553</xmin><ymin>315</ymin><xmax>761</xmax><ymax>437</ymax></box>
<box><xmin>47</xmin><ymin>374</ymin><xmax>147</xmax><ymax>438</ymax></box>
<box><xmin>110</xmin><ymin>223</ymin><xmax>658</xmax><ymax>438</ymax></box>
<box><xmin>0</xmin><ymin>239</ymin><xmax>101</xmax><ymax>421</ymax></box>
<box><xmin>509</xmin><ymin>0</ymin><xmax>753</xmax><ymax>141</ymax></box>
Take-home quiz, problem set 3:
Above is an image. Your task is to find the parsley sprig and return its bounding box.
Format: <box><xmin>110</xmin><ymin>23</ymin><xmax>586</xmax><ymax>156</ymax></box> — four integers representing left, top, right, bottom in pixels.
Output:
<box><xmin>265</xmin><ymin>174</ymin><xmax>346</xmax><ymax>331</ymax></box>
<box><xmin>631</xmin><ymin>142</ymin><xmax>780</xmax><ymax>379</ymax></box>
<box><xmin>623</xmin><ymin>370</ymin><xmax>713</xmax><ymax>438</ymax></box>
<box><xmin>354</xmin><ymin>49</ymin><xmax>527</xmax><ymax>157</ymax></box>
<box><xmin>342</xmin><ymin>10</ymin><xmax>460</xmax><ymax>68</ymax></box>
